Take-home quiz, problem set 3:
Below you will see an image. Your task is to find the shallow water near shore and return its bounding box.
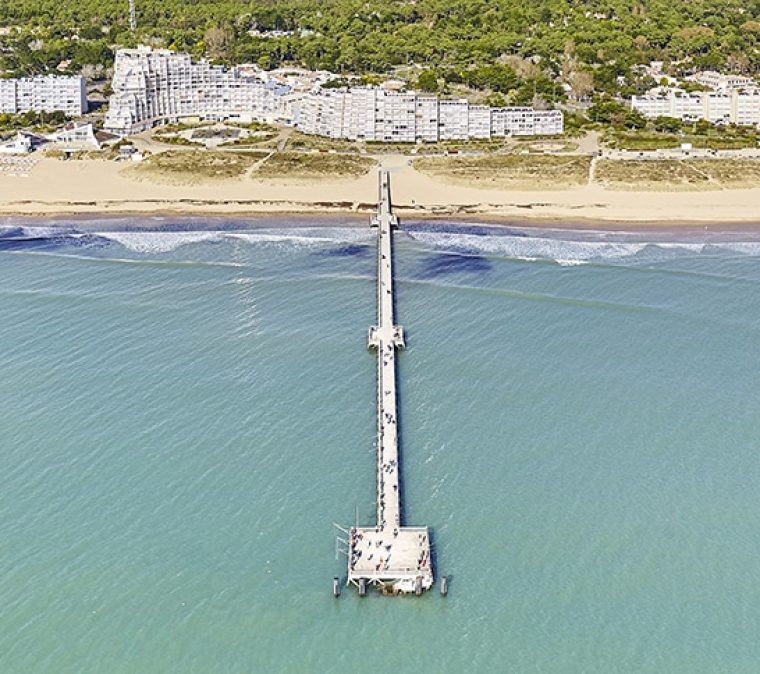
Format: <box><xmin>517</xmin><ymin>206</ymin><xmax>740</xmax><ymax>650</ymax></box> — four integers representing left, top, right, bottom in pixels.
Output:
<box><xmin>3</xmin><ymin>219</ymin><xmax>760</xmax><ymax>673</ymax></box>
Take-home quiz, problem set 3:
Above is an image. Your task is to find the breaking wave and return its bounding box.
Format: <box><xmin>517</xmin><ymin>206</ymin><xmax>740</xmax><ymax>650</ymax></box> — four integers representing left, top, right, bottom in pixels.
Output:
<box><xmin>0</xmin><ymin>225</ymin><xmax>374</xmax><ymax>255</ymax></box>
<box><xmin>403</xmin><ymin>225</ymin><xmax>760</xmax><ymax>265</ymax></box>
<box><xmin>4</xmin><ymin>221</ymin><xmax>760</xmax><ymax>264</ymax></box>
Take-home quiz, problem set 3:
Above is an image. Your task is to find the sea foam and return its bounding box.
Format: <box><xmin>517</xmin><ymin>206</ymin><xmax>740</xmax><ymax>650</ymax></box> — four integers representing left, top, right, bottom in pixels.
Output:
<box><xmin>6</xmin><ymin>222</ymin><xmax>760</xmax><ymax>263</ymax></box>
<box><xmin>404</xmin><ymin>228</ymin><xmax>760</xmax><ymax>264</ymax></box>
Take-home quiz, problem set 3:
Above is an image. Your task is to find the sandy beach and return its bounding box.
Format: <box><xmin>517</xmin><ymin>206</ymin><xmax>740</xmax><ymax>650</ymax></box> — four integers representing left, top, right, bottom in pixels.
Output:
<box><xmin>2</xmin><ymin>154</ymin><xmax>760</xmax><ymax>229</ymax></box>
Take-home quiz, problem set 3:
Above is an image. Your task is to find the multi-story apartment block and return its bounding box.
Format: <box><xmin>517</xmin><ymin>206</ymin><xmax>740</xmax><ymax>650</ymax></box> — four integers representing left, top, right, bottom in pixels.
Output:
<box><xmin>105</xmin><ymin>47</ymin><xmax>564</xmax><ymax>140</ymax></box>
<box><xmin>414</xmin><ymin>96</ymin><xmax>439</xmax><ymax>142</ymax></box>
<box><xmin>344</xmin><ymin>88</ymin><xmax>376</xmax><ymax>140</ymax></box>
<box><xmin>530</xmin><ymin>109</ymin><xmax>566</xmax><ymax>136</ymax></box>
<box><xmin>686</xmin><ymin>71</ymin><xmax>755</xmax><ymax>92</ymax></box>
<box><xmin>374</xmin><ymin>90</ymin><xmax>416</xmax><ymax>142</ymax></box>
<box><xmin>734</xmin><ymin>91</ymin><xmax>760</xmax><ymax>126</ymax></box>
<box><xmin>490</xmin><ymin>108</ymin><xmax>564</xmax><ymax>136</ymax></box>
<box><xmin>467</xmin><ymin>105</ymin><xmax>491</xmax><ymax>139</ymax></box>
<box><xmin>0</xmin><ymin>79</ymin><xmax>16</xmax><ymax>113</ymax></box>
<box><xmin>0</xmin><ymin>75</ymin><xmax>87</xmax><ymax>116</ymax></box>
<box><xmin>298</xmin><ymin>89</ymin><xmax>346</xmax><ymax>139</ymax></box>
<box><xmin>706</xmin><ymin>92</ymin><xmax>733</xmax><ymax>125</ymax></box>
<box><xmin>438</xmin><ymin>100</ymin><xmax>469</xmax><ymax>140</ymax></box>
<box><xmin>104</xmin><ymin>46</ymin><xmax>278</xmax><ymax>134</ymax></box>
<box><xmin>630</xmin><ymin>93</ymin><xmax>682</xmax><ymax>119</ymax></box>
<box><xmin>631</xmin><ymin>89</ymin><xmax>760</xmax><ymax>127</ymax></box>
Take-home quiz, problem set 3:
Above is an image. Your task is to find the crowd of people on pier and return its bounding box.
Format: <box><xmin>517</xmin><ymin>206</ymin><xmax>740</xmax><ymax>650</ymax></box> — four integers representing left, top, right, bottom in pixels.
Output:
<box><xmin>347</xmin><ymin>526</ymin><xmax>430</xmax><ymax>575</ymax></box>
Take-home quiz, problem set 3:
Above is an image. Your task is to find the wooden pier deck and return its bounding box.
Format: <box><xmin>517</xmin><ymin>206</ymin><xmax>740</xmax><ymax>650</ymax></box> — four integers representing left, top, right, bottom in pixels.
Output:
<box><xmin>346</xmin><ymin>171</ymin><xmax>433</xmax><ymax>596</ymax></box>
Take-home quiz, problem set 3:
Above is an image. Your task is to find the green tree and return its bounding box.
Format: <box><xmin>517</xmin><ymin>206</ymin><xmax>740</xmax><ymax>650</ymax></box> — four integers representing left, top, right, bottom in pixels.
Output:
<box><xmin>484</xmin><ymin>92</ymin><xmax>506</xmax><ymax>107</ymax></box>
<box><xmin>654</xmin><ymin>116</ymin><xmax>683</xmax><ymax>133</ymax></box>
<box><xmin>624</xmin><ymin>108</ymin><xmax>647</xmax><ymax>130</ymax></box>
<box><xmin>588</xmin><ymin>97</ymin><xmax>628</xmax><ymax>125</ymax></box>
<box><xmin>3</xmin><ymin>0</ymin><xmax>760</xmax><ymax>104</ymax></box>
<box><xmin>416</xmin><ymin>69</ymin><xmax>438</xmax><ymax>92</ymax></box>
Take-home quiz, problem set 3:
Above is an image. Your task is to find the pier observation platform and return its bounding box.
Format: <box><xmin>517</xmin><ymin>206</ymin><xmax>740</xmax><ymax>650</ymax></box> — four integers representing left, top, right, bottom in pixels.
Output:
<box><xmin>345</xmin><ymin>171</ymin><xmax>433</xmax><ymax>596</ymax></box>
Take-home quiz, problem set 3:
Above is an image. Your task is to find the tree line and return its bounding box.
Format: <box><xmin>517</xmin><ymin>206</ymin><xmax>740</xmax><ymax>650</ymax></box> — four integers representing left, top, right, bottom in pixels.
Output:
<box><xmin>2</xmin><ymin>0</ymin><xmax>760</xmax><ymax>103</ymax></box>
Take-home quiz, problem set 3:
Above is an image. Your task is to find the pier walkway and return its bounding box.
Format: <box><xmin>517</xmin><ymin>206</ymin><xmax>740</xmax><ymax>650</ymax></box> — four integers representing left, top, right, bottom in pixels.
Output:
<box><xmin>346</xmin><ymin>171</ymin><xmax>433</xmax><ymax>596</ymax></box>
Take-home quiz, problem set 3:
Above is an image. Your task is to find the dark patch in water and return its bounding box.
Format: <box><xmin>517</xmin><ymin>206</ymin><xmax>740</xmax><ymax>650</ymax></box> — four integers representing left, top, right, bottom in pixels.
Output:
<box><xmin>318</xmin><ymin>244</ymin><xmax>370</xmax><ymax>258</ymax></box>
<box><xmin>0</xmin><ymin>228</ymin><xmax>109</xmax><ymax>251</ymax></box>
<box><xmin>0</xmin><ymin>237</ymin><xmax>58</xmax><ymax>251</ymax></box>
<box><xmin>0</xmin><ymin>227</ymin><xmax>26</xmax><ymax>240</ymax></box>
<box><xmin>419</xmin><ymin>252</ymin><xmax>492</xmax><ymax>278</ymax></box>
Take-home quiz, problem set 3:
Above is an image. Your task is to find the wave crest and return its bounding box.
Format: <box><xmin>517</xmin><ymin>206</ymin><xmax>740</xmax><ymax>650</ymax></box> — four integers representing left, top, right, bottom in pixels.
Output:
<box><xmin>404</xmin><ymin>227</ymin><xmax>760</xmax><ymax>264</ymax></box>
<box><xmin>0</xmin><ymin>225</ymin><xmax>375</xmax><ymax>255</ymax></box>
<box><xmin>5</xmin><ymin>222</ymin><xmax>760</xmax><ymax>263</ymax></box>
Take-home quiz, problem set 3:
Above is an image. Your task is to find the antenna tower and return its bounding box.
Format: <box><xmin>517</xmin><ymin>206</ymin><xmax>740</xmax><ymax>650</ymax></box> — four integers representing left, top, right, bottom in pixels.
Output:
<box><xmin>129</xmin><ymin>0</ymin><xmax>136</xmax><ymax>31</ymax></box>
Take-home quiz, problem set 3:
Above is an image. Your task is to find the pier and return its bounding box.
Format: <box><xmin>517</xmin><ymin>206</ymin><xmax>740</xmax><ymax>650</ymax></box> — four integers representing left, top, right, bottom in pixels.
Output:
<box><xmin>344</xmin><ymin>171</ymin><xmax>434</xmax><ymax>596</ymax></box>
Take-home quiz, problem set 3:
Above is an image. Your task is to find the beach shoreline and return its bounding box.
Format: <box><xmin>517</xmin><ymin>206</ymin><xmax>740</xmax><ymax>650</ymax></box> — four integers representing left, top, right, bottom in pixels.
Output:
<box><xmin>6</xmin><ymin>211</ymin><xmax>760</xmax><ymax>242</ymax></box>
<box><xmin>2</xmin><ymin>156</ymin><xmax>760</xmax><ymax>233</ymax></box>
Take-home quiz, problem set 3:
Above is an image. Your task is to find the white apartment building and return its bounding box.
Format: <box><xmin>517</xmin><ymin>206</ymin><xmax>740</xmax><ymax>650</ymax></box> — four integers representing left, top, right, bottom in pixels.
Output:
<box><xmin>0</xmin><ymin>75</ymin><xmax>87</xmax><ymax>116</ymax></box>
<box><xmin>374</xmin><ymin>90</ymin><xmax>416</xmax><ymax>142</ymax></box>
<box><xmin>632</xmin><ymin>89</ymin><xmax>760</xmax><ymax>127</ymax></box>
<box><xmin>687</xmin><ymin>71</ymin><xmax>755</xmax><ymax>92</ymax></box>
<box><xmin>0</xmin><ymin>79</ymin><xmax>16</xmax><ymax>113</ymax></box>
<box><xmin>468</xmin><ymin>105</ymin><xmax>491</xmax><ymax>139</ymax></box>
<box><xmin>298</xmin><ymin>89</ymin><xmax>346</xmax><ymax>139</ymax></box>
<box><xmin>295</xmin><ymin>90</ymin><xmax>563</xmax><ymax>141</ymax></box>
<box><xmin>631</xmin><ymin>91</ymin><xmax>700</xmax><ymax>120</ymax></box>
<box><xmin>491</xmin><ymin>108</ymin><xmax>564</xmax><ymax>136</ymax></box>
<box><xmin>438</xmin><ymin>100</ymin><xmax>469</xmax><ymax>140</ymax></box>
<box><xmin>532</xmin><ymin>109</ymin><xmax>565</xmax><ymax>135</ymax></box>
<box><xmin>734</xmin><ymin>91</ymin><xmax>760</xmax><ymax>126</ymax></box>
<box><xmin>105</xmin><ymin>47</ymin><xmax>564</xmax><ymax>139</ymax></box>
<box><xmin>414</xmin><ymin>96</ymin><xmax>439</xmax><ymax>142</ymax></box>
<box><xmin>305</xmin><ymin>88</ymin><xmax>417</xmax><ymax>142</ymax></box>
<box><xmin>104</xmin><ymin>46</ymin><xmax>279</xmax><ymax>134</ymax></box>
<box><xmin>706</xmin><ymin>92</ymin><xmax>732</xmax><ymax>125</ymax></box>
<box><xmin>344</xmin><ymin>88</ymin><xmax>376</xmax><ymax>140</ymax></box>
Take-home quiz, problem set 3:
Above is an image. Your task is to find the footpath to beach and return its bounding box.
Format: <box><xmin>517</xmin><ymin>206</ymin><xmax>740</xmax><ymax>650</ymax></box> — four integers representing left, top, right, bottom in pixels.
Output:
<box><xmin>4</xmin><ymin>153</ymin><xmax>760</xmax><ymax>228</ymax></box>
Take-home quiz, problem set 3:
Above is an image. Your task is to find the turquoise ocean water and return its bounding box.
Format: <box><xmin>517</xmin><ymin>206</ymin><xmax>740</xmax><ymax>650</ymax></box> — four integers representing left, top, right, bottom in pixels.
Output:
<box><xmin>2</xmin><ymin>218</ymin><xmax>760</xmax><ymax>672</ymax></box>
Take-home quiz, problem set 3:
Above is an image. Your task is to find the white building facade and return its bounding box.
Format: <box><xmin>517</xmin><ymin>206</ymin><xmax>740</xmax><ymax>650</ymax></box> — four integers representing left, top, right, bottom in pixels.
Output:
<box><xmin>437</xmin><ymin>100</ymin><xmax>469</xmax><ymax>140</ymax></box>
<box><xmin>686</xmin><ymin>71</ymin><xmax>755</xmax><ymax>92</ymax></box>
<box><xmin>414</xmin><ymin>96</ymin><xmax>439</xmax><ymax>142</ymax></box>
<box><xmin>296</xmin><ymin>91</ymin><xmax>563</xmax><ymax>141</ymax></box>
<box><xmin>632</xmin><ymin>89</ymin><xmax>760</xmax><ymax>127</ymax></box>
<box><xmin>105</xmin><ymin>46</ymin><xmax>564</xmax><ymax>139</ymax></box>
<box><xmin>491</xmin><ymin>107</ymin><xmax>565</xmax><ymax>136</ymax></box>
<box><xmin>104</xmin><ymin>46</ymin><xmax>281</xmax><ymax>134</ymax></box>
<box><xmin>0</xmin><ymin>75</ymin><xmax>87</xmax><ymax>116</ymax></box>
<box><xmin>468</xmin><ymin>105</ymin><xmax>492</xmax><ymax>139</ymax></box>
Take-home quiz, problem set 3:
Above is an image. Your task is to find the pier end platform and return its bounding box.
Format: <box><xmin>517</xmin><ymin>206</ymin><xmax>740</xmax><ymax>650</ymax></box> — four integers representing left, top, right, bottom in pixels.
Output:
<box><xmin>347</xmin><ymin>526</ymin><xmax>433</xmax><ymax>595</ymax></box>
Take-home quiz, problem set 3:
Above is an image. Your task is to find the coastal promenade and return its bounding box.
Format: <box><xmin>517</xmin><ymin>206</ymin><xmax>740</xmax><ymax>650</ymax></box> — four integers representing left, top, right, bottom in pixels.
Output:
<box><xmin>345</xmin><ymin>171</ymin><xmax>433</xmax><ymax>596</ymax></box>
